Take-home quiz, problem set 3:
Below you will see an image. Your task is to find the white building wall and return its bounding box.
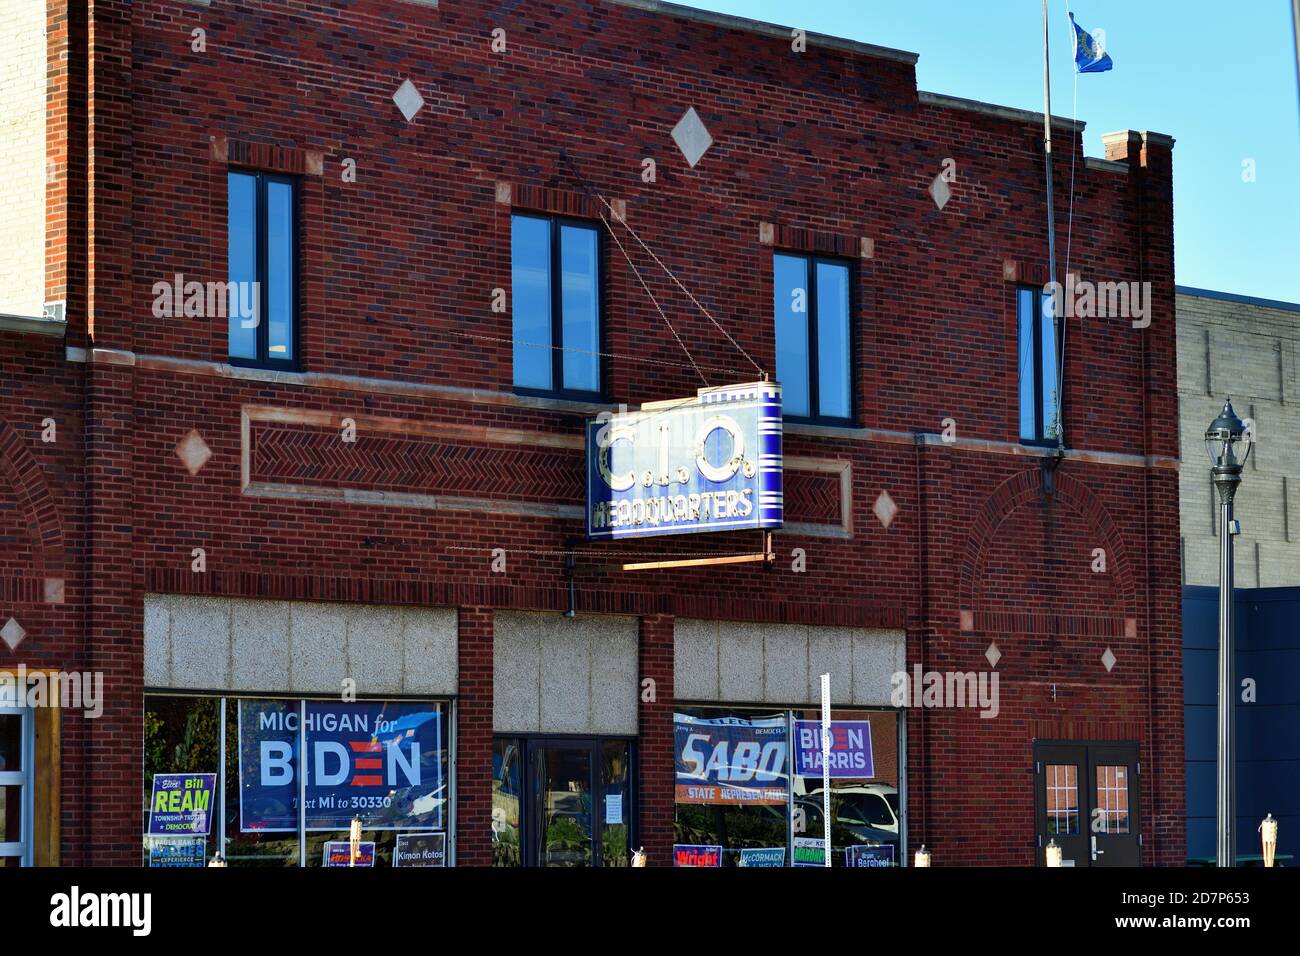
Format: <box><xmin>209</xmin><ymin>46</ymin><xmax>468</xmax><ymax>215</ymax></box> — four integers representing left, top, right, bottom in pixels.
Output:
<box><xmin>0</xmin><ymin>0</ymin><xmax>47</xmax><ymax>317</ymax></box>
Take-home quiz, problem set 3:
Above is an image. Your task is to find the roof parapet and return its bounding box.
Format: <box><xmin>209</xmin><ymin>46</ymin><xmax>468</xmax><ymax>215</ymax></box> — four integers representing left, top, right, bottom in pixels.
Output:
<box><xmin>917</xmin><ymin>91</ymin><xmax>1085</xmax><ymax>132</ymax></box>
<box><xmin>601</xmin><ymin>0</ymin><xmax>920</xmax><ymax>65</ymax></box>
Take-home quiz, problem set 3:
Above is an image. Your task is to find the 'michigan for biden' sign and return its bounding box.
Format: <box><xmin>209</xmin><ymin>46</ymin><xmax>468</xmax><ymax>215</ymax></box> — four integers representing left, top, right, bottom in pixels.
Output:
<box><xmin>586</xmin><ymin>381</ymin><xmax>783</xmax><ymax>539</ymax></box>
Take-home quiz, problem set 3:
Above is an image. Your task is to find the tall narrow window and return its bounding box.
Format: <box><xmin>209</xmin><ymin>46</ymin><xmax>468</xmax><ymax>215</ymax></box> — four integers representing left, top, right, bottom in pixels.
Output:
<box><xmin>228</xmin><ymin>170</ymin><xmax>298</xmax><ymax>368</ymax></box>
<box><xmin>511</xmin><ymin>214</ymin><xmax>602</xmax><ymax>398</ymax></box>
<box><xmin>773</xmin><ymin>252</ymin><xmax>852</xmax><ymax>424</ymax></box>
<box><xmin>1017</xmin><ymin>286</ymin><xmax>1060</xmax><ymax>443</ymax></box>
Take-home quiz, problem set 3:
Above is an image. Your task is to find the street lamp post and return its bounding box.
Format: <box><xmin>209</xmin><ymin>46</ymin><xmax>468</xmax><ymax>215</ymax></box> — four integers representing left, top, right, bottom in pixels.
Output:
<box><xmin>1205</xmin><ymin>399</ymin><xmax>1252</xmax><ymax>868</ymax></box>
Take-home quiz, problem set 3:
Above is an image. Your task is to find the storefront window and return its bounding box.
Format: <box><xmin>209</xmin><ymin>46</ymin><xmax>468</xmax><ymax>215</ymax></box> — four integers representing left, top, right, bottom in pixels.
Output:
<box><xmin>673</xmin><ymin>706</ymin><xmax>902</xmax><ymax>867</ymax></box>
<box><xmin>673</xmin><ymin>709</ymin><xmax>791</xmax><ymax>867</ymax></box>
<box><xmin>791</xmin><ymin>709</ymin><xmax>901</xmax><ymax>867</ymax></box>
<box><xmin>144</xmin><ymin>694</ymin><xmax>452</xmax><ymax>867</ymax></box>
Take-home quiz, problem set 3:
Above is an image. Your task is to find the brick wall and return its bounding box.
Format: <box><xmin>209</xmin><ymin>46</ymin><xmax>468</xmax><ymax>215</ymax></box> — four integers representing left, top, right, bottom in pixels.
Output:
<box><xmin>0</xmin><ymin>0</ymin><xmax>1182</xmax><ymax>866</ymax></box>
<box><xmin>1178</xmin><ymin>289</ymin><xmax>1300</xmax><ymax>587</ymax></box>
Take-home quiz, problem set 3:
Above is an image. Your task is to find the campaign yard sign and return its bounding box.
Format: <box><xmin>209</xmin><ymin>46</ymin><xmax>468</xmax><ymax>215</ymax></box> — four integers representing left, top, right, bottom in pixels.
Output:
<box><xmin>793</xmin><ymin>836</ymin><xmax>835</xmax><ymax>867</ymax></box>
<box><xmin>739</xmin><ymin>847</ymin><xmax>785</xmax><ymax>867</ymax></box>
<box><xmin>846</xmin><ymin>844</ymin><xmax>895</xmax><ymax>868</ymax></box>
<box><xmin>146</xmin><ymin>773</ymin><xmax>216</xmax><ymax>837</ymax></box>
<box><xmin>674</xmin><ymin>713</ymin><xmax>788</xmax><ymax>805</ymax></box>
<box><xmin>394</xmin><ymin>832</ymin><xmax>447</xmax><ymax>867</ymax></box>
<box><xmin>793</xmin><ymin>719</ymin><xmax>874</xmax><ymax>778</ymax></box>
<box><xmin>674</xmin><ymin>844</ymin><xmax>723</xmax><ymax>867</ymax></box>
<box><xmin>586</xmin><ymin>381</ymin><xmax>783</xmax><ymax>540</ymax></box>
<box><xmin>323</xmin><ymin>841</ymin><xmax>375</xmax><ymax>867</ymax></box>
<box><xmin>147</xmin><ymin>837</ymin><xmax>208</xmax><ymax>868</ymax></box>
<box><xmin>238</xmin><ymin>699</ymin><xmax>445</xmax><ymax>832</ymax></box>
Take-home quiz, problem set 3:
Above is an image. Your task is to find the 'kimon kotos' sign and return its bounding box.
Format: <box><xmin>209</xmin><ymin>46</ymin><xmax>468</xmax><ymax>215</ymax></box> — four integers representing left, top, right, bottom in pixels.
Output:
<box><xmin>586</xmin><ymin>381</ymin><xmax>783</xmax><ymax>539</ymax></box>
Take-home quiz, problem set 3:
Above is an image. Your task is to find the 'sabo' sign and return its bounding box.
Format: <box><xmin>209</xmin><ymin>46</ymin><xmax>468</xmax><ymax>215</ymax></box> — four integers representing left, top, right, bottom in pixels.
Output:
<box><xmin>586</xmin><ymin>381</ymin><xmax>782</xmax><ymax>539</ymax></box>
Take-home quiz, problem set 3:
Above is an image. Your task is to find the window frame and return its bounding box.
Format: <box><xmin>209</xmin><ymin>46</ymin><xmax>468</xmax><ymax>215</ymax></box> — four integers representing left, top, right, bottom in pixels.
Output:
<box><xmin>227</xmin><ymin>169</ymin><xmax>301</xmax><ymax>372</ymax></box>
<box><xmin>510</xmin><ymin>212</ymin><xmax>606</xmax><ymax>402</ymax></box>
<box><xmin>772</xmin><ymin>251</ymin><xmax>856</xmax><ymax>427</ymax></box>
<box><xmin>1017</xmin><ymin>285</ymin><xmax>1060</xmax><ymax>447</ymax></box>
<box><xmin>0</xmin><ymin>705</ymin><xmax>34</xmax><ymax>867</ymax></box>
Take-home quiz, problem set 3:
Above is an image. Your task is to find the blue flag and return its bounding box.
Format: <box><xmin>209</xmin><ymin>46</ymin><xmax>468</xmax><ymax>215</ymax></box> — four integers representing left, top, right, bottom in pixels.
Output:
<box><xmin>1070</xmin><ymin>12</ymin><xmax>1113</xmax><ymax>73</ymax></box>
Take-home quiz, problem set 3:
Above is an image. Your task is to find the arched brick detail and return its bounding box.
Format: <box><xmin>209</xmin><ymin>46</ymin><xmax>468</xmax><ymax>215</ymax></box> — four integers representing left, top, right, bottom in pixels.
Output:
<box><xmin>0</xmin><ymin>417</ymin><xmax>66</xmax><ymax>578</ymax></box>
<box><xmin>958</xmin><ymin>468</ymin><xmax>1138</xmax><ymax>617</ymax></box>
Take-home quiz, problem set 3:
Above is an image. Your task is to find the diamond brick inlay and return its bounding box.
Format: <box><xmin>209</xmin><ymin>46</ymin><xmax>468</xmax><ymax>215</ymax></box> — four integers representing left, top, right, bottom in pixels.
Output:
<box><xmin>1</xmin><ymin>617</ymin><xmax>26</xmax><ymax>651</ymax></box>
<box><xmin>253</xmin><ymin>424</ymin><xmax>583</xmax><ymax>503</ymax></box>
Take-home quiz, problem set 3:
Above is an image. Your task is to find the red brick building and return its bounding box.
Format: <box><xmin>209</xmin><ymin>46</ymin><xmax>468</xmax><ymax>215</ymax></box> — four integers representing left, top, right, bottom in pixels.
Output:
<box><xmin>0</xmin><ymin>0</ymin><xmax>1181</xmax><ymax>868</ymax></box>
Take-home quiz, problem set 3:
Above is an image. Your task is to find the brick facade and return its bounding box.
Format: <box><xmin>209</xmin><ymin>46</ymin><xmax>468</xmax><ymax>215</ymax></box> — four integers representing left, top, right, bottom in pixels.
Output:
<box><xmin>0</xmin><ymin>0</ymin><xmax>1182</xmax><ymax>866</ymax></box>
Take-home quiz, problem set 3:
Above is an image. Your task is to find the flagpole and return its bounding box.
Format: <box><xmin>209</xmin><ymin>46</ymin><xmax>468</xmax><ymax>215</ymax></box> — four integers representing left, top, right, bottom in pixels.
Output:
<box><xmin>1041</xmin><ymin>0</ymin><xmax>1064</xmax><ymax>450</ymax></box>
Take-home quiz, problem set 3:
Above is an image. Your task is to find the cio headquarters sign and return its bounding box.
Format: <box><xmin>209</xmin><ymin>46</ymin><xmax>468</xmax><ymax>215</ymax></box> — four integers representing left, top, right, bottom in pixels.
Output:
<box><xmin>586</xmin><ymin>381</ymin><xmax>783</xmax><ymax>539</ymax></box>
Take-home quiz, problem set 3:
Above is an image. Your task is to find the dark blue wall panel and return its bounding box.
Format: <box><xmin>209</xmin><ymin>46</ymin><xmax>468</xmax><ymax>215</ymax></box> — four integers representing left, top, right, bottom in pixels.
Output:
<box><xmin>1184</xmin><ymin>586</ymin><xmax>1300</xmax><ymax>863</ymax></box>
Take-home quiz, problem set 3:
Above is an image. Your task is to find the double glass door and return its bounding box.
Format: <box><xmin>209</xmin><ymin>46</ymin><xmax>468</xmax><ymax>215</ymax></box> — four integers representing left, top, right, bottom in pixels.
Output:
<box><xmin>492</xmin><ymin>736</ymin><xmax>634</xmax><ymax>868</ymax></box>
<box><xmin>1034</xmin><ymin>741</ymin><xmax>1141</xmax><ymax>866</ymax></box>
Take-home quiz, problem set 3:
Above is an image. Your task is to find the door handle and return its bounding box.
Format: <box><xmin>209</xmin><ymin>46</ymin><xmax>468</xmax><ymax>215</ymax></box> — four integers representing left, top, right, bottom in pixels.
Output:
<box><xmin>1091</xmin><ymin>836</ymin><xmax>1104</xmax><ymax>860</ymax></box>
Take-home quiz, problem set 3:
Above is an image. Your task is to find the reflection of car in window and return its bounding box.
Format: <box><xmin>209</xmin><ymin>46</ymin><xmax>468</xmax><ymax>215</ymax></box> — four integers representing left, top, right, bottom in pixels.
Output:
<box><xmin>795</xmin><ymin>784</ymin><xmax>901</xmax><ymax>857</ymax></box>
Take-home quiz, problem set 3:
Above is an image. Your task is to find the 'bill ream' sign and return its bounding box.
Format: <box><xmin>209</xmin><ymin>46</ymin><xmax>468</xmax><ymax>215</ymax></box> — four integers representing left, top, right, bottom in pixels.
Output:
<box><xmin>586</xmin><ymin>381</ymin><xmax>782</xmax><ymax>539</ymax></box>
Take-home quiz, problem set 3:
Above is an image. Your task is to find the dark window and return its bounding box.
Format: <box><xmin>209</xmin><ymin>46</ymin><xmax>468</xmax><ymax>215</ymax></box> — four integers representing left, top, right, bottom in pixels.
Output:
<box><xmin>228</xmin><ymin>170</ymin><xmax>298</xmax><ymax>369</ymax></box>
<box><xmin>773</xmin><ymin>252</ymin><xmax>852</xmax><ymax>424</ymax></box>
<box><xmin>511</xmin><ymin>214</ymin><xmax>602</xmax><ymax>399</ymax></box>
<box><xmin>1018</xmin><ymin>286</ymin><xmax>1060</xmax><ymax>443</ymax></box>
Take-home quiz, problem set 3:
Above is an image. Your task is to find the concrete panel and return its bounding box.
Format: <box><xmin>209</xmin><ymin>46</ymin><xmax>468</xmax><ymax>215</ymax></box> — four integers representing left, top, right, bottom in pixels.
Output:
<box><xmin>494</xmin><ymin>614</ymin><xmax>540</xmax><ymax>733</ymax></box>
<box><xmin>673</xmin><ymin>620</ymin><xmax>720</xmax><ymax>701</ymax></box>
<box><xmin>807</xmin><ymin>627</ymin><xmax>855</xmax><ymax>704</ymax></box>
<box><xmin>851</xmin><ymin>629</ymin><xmax>905</xmax><ymax>706</ymax></box>
<box><xmin>347</xmin><ymin>605</ymin><xmax>405</xmax><ymax>695</ymax></box>
<box><xmin>590</xmin><ymin>627</ymin><xmax>639</xmax><ymax>735</ymax></box>
<box><xmin>230</xmin><ymin>598</ymin><xmax>290</xmax><ymax>693</ymax></box>
<box><xmin>401</xmin><ymin>608</ymin><xmax>458</xmax><ymax>696</ymax></box>
<box><xmin>287</xmin><ymin>602</ymin><xmax>350</xmax><ymax>694</ymax></box>
<box><xmin>718</xmin><ymin>627</ymin><xmax>765</xmax><ymax>702</ymax></box>
<box><xmin>143</xmin><ymin>596</ymin><xmax>173</xmax><ymax>687</ymax></box>
<box><xmin>540</xmin><ymin>622</ymin><xmax>591</xmax><ymax>734</ymax></box>
<box><xmin>167</xmin><ymin>595</ymin><xmax>232</xmax><ymax>690</ymax></box>
<box><xmin>677</xmin><ymin>619</ymin><xmax>906</xmax><ymax>707</ymax></box>
<box><xmin>146</xmin><ymin>596</ymin><xmax>460</xmax><ymax>697</ymax></box>
<box><xmin>763</xmin><ymin>624</ymin><xmax>809</xmax><ymax>703</ymax></box>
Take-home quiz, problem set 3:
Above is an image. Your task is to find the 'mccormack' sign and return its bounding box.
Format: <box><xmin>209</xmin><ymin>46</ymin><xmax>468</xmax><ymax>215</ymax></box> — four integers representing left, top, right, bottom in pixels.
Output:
<box><xmin>586</xmin><ymin>381</ymin><xmax>782</xmax><ymax>539</ymax></box>
<box><xmin>238</xmin><ymin>700</ymin><xmax>445</xmax><ymax>832</ymax></box>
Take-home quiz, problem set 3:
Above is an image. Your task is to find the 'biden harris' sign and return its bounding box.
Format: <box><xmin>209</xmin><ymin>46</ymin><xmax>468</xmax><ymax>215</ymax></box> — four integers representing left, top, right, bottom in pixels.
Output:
<box><xmin>586</xmin><ymin>381</ymin><xmax>783</xmax><ymax>539</ymax></box>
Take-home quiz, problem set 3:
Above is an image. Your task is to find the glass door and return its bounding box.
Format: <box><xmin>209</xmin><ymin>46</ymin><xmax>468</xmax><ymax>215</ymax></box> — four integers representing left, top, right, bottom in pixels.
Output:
<box><xmin>532</xmin><ymin>740</ymin><xmax>595</xmax><ymax>867</ymax></box>
<box><xmin>0</xmin><ymin>706</ymin><xmax>32</xmax><ymax>867</ymax></box>
<box><xmin>1034</xmin><ymin>741</ymin><xmax>1141</xmax><ymax>866</ymax></box>
<box><xmin>493</xmin><ymin>735</ymin><xmax>635</xmax><ymax>867</ymax></box>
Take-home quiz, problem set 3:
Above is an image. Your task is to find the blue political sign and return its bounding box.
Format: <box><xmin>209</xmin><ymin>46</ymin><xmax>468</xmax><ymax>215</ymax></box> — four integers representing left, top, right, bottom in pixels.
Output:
<box><xmin>846</xmin><ymin>844</ymin><xmax>895</xmax><ymax>868</ymax></box>
<box><xmin>238</xmin><ymin>699</ymin><xmax>445</xmax><ymax>832</ymax></box>
<box><xmin>674</xmin><ymin>713</ymin><xmax>788</xmax><ymax>805</ymax></box>
<box><xmin>793</xmin><ymin>719</ymin><xmax>875</xmax><ymax>778</ymax></box>
<box><xmin>586</xmin><ymin>381</ymin><xmax>783</xmax><ymax>539</ymax></box>
<box><xmin>146</xmin><ymin>773</ymin><xmax>216</xmax><ymax>837</ymax></box>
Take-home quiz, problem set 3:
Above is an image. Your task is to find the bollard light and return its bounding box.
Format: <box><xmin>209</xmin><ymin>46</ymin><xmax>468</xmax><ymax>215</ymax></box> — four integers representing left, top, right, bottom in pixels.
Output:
<box><xmin>207</xmin><ymin>853</ymin><xmax>227</xmax><ymax>868</ymax></box>
<box><xmin>1045</xmin><ymin>838</ymin><xmax>1062</xmax><ymax>867</ymax></box>
<box><xmin>349</xmin><ymin>815</ymin><xmax>363</xmax><ymax>867</ymax></box>
<box><xmin>631</xmin><ymin>846</ymin><xmax>646</xmax><ymax>867</ymax></box>
<box><xmin>1260</xmin><ymin>813</ymin><xmax>1278</xmax><ymax>868</ymax></box>
<box><xmin>914</xmin><ymin>844</ymin><xmax>931</xmax><ymax>868</ymax></box>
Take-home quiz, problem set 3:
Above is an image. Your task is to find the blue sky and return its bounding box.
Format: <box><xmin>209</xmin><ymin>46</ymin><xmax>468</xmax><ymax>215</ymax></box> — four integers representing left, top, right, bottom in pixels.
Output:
<box><xmin>678</xmin><ymin>0</ymin><xmax>1300</xmax><ymax>302</ymax></box>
